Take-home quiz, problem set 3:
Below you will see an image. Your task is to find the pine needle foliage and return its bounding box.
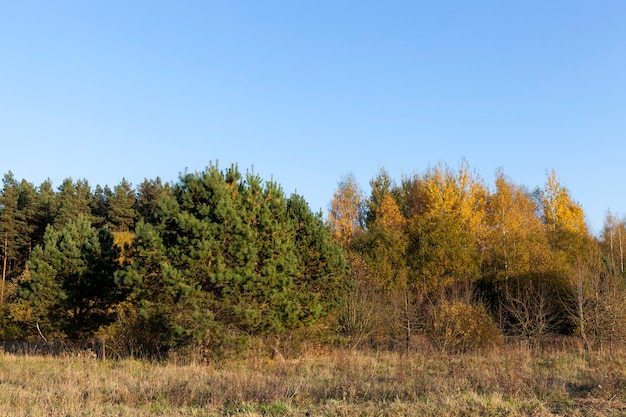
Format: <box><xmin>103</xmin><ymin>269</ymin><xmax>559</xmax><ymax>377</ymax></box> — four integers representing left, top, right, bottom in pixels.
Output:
<box><xmin>114</xmin><ymin>163</ymin><xmax>348</xmax><ymax>353</ymax></box>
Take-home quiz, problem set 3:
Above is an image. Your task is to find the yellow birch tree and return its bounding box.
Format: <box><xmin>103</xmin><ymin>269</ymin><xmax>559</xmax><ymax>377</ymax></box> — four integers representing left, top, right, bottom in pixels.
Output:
<box><xmin>408</xmin><ymin>161</ymin><xmax>486</xmax><ymax>292</ymax></box>
<box><xmin>328</xmin><ymin>173</ymin><xmax>364</xmax><ymax>249</ymax></box>
<box><xmin>485</xmin><ymin>171</ymin><xmax>551</xmax><ymax>282</ymax></box>
<box><xmin>541</xmin><ymin>170</ymin><xmax>588</xmax><ymax>236</ymax></box>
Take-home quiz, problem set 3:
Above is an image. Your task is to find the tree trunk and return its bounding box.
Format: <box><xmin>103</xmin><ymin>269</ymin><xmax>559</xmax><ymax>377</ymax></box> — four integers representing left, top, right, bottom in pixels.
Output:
<box><xmin>1</xmin><ymin>234</ymin><xmax>7</xmax><ymax>304</ymax></box>
<box><xmin>404</xmin><ymin>290</ymin><xmax>411</xmax><ymax>354</ymax></box>
<box><xmin>619</xmin><ymin>226</ymin><xmax>624</xmax><ymax>274</ymax></box>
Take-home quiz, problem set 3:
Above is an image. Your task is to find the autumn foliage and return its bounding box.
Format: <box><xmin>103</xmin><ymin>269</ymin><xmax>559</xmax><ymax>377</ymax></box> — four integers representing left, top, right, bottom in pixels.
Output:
<box><xmin>330</xmin><ymin>161</ymin><xmax>626</xmax><ymax>352</ymax></box>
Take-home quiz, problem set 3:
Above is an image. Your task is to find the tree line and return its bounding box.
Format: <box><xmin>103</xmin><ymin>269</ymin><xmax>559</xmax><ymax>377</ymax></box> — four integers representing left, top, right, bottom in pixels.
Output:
<box><xmin>0</xmin><ymin>161</ymin><xmax>625</xmax><ymax>357</ymax></box>
<box><xmin>0</xmin><ymin>164</ymin><xmax>348</xmax><ymax>356</ymax></box>
<box><xmin>329</xmin><ymin>162</ymin><xmax>626</xmax><ymax>352</ymax></box>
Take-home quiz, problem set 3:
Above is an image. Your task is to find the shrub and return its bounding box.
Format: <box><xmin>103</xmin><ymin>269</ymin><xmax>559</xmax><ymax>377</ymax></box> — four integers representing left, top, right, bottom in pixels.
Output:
<box><xmin>428</xmin><ymin>299</ymin><xmax>503</xmax><ymax>353</ymax></box>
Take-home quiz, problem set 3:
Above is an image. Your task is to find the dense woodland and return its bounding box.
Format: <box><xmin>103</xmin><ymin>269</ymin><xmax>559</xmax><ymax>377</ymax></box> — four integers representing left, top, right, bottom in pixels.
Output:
<box><xmin>0</xmin><ymin>161</ymin><xmax>625</xmax><ymax>357</ymax></box>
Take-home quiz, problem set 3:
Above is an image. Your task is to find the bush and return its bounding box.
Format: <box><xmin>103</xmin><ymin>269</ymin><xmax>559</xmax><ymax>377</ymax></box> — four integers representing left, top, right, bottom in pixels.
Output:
<box><xmin>428</xmin><ymin>299</ymin><xmax>503</xmax><ymax>353</ymax></box>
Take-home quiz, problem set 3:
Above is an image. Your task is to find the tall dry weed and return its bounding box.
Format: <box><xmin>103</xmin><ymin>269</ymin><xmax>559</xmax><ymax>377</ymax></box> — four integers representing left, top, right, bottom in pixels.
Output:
<box><xmin>1</xmin><ymin>343</ymin><xmax>626</xmax><ymax>416</ymax></box>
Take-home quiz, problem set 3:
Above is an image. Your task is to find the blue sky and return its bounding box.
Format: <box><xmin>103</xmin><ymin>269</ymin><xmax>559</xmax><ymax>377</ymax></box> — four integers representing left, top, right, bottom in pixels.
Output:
<box><xmin>2</xmin><ymin>1</ymin><xmax>625</xmax><ymax>234</ymax></box>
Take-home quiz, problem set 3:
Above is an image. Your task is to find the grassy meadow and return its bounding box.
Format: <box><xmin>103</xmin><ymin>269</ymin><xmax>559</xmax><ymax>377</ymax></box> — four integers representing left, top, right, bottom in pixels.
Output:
<box><xmin>1</xmin><ymin>342</ymin><xmax>626</xmax><ymax>416</ymax></box>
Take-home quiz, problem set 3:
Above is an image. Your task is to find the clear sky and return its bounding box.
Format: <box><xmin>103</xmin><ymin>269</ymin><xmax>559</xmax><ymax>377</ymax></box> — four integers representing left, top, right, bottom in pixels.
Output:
<box><xmin>2</xmin><ymin>1</ymin><xmax>625</xmax><ymax>235</ymax></box>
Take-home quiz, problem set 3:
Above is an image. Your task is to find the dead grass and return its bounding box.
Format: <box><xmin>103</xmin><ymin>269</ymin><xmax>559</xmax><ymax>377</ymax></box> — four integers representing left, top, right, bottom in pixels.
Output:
<box><xmin>1</xmin><ymin>343</ymin><xmax>626</xmax><ymax>416</ymax></box>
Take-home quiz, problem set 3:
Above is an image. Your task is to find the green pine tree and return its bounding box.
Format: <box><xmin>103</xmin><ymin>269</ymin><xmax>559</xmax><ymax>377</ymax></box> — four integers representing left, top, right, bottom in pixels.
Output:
<box><xmin>116</xmin><ymin>163</ymin><xmax>349</xmax><ymax>352</ymax></box>
<box><xmin>0</xmin><ymin>172</ymin><xmax>28</xmax><ymax>303</ymax></box>
<box><xmin>15</xmin><ymin>216</ymin><xmax>120</xmax><ymax>340</ymax></box>
<box><xmin>136</xmin><ymin>177</ymin><xmax>171</xmax><ymax>222</ymax></box>
<box><xmin>55</xmin><ymin>179</ymin><xmax>94</xmax><ymax>227</ymax></box>
<box><xmin>108</xmin><ymin>178</ymin><xmax>137</xmax><ymax>232</ymax></box>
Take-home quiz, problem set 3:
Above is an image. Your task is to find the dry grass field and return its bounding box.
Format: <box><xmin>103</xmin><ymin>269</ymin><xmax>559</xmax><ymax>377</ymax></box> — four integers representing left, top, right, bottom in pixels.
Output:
<box><xmin>1</xmin><ymin>343</ymin><xmax>626</xmax><ymax>416</ymax></box>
